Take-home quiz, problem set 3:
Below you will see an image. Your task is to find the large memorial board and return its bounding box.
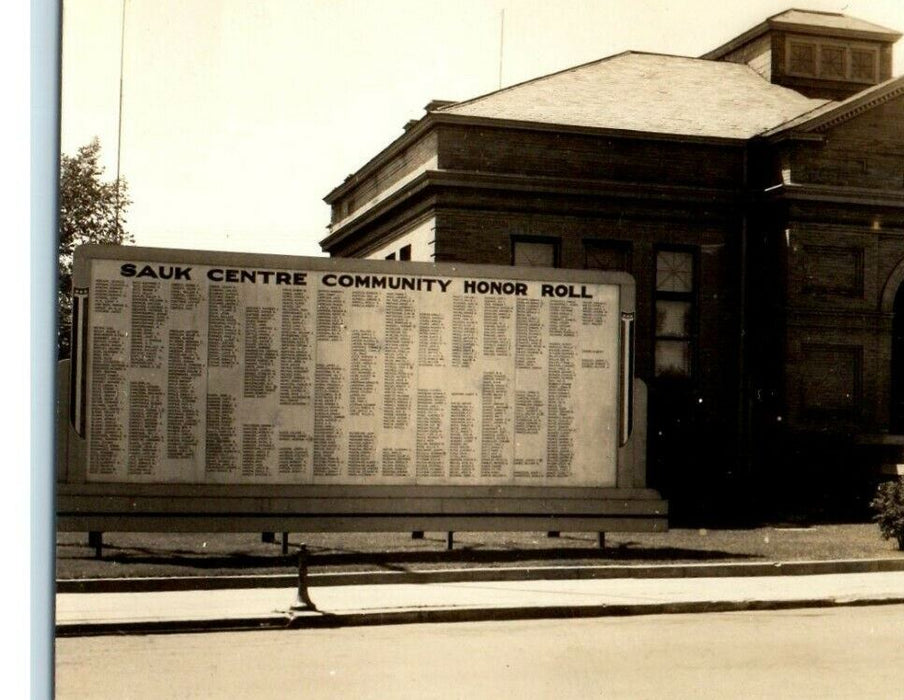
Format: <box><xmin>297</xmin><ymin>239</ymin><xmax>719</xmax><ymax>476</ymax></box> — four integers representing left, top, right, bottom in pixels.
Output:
<box><xmin>59</xmin><ymin>245</ymin><xmax>666</xmax><ymax>534</ymax></box>
<box><xmin>76</xmin><ymin>249</ymin><xmax>622</xmax><ymax>487</ymax></box>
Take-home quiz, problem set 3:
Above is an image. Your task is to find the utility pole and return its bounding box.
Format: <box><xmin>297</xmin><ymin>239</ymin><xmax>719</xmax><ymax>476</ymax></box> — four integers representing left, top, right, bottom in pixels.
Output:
<box><xmin>115</xmin><ymin>0</ymin><xmax>127</xmax><ymax>232</ymax></box>
<box><xmin>498</xmin><ymin>9</ymin><xmax>505</xmax><ymax>89</ymax></box>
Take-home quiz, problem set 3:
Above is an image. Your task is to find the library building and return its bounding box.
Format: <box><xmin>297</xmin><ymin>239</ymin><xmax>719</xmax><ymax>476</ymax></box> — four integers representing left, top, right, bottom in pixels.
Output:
<box><xmin>320</xmin><ymin>10</ymin><xmax>904</xmax><ymax>521</ymax></box>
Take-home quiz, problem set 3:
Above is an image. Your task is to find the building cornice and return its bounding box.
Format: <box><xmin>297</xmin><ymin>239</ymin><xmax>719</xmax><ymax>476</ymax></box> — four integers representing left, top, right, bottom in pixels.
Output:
<box><xmin>772</xmin><ymin>21</ymin><xmax>901</xmax><ymax>43</ymax></box>
<box><xmin>324</xmin><ymin>117</ymin><xmax>435</xmax><ymax>203</ymax></box>
<box><xmin>321</xmin><ymin>169</ymin><xmax>745</xmax><ymax>252</ymax></box>
<box><xmin>761</xmin><ymin>182</ymin><xmax>904</xmax><ymax>208</ymax></box>
<box><xmin>805</xmin><ymin>82</ymin><xmax>904</xmax><ymax>132</ymax></box>
<box><xmin>425</xmin><ymin>169</ymin><xmax>744</xmax><ymax>201</ymax></box>
<box><xmin>325</xmin><ymin>113</ymin><xmax>748</xmax><ymax>204</ymax></box>
<box><xmin>321</xmin><ymin>172</ymin><xmax>435</xmax><ymax>251</ymax></box>
<box><xmin>762</xmin><ymin>76</ymin><xmax>904</xmax><ymax>139</ymax></box>
<box><xmin>427</xmin><ymin>113</ymin><xmax>749</xmax><ymax>146</ymax></box>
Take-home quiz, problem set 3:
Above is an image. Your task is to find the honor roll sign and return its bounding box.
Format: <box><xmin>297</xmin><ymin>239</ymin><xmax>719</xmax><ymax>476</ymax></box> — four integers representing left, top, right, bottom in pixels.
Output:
<box><xmin>70</xmin><ymin>246</ymin><xmax>634</xmax><ymax>490</ymax></box>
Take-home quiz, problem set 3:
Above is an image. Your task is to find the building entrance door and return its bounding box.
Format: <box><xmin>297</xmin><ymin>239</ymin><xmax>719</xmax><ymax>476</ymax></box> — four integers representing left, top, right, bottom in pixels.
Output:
<box><xmin>893</xmin><ymin>284</ymin><xmax>904</xmax><ymax>432</ymax></box>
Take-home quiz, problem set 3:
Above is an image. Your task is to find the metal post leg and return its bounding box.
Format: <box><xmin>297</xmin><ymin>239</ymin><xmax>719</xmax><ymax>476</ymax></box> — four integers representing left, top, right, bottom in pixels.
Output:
<box><xmin>290</xmin><ymin>544</ymin><xmax>317</xmax><ymax>612</ymax></box>
<box><xmin>88</xmin><ymin>531</ymin><xmax>102</xmax><ymax>559</ymax></box>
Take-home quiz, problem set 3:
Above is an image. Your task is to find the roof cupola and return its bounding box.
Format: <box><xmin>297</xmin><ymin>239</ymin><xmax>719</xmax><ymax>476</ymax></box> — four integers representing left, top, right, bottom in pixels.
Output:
<box><xmin>702</xmin><ymin>9</ymin><xmax>901</xmax><ymax>100</ymax></box>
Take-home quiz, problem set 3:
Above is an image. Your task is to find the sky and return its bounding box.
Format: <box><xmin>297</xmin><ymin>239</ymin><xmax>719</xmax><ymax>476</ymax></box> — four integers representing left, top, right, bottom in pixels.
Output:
<box><xmin>61</xmin><ymin>0</ymin><xmax>904</xmax><ymax>259</ymax></box>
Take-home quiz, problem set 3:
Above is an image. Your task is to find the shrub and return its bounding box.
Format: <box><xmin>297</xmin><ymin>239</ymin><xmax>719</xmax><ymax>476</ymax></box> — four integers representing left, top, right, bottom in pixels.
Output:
<box><xmin>870</xmin><ymin>477</ymin><xmax>904</xmax><ymax>551</ymax></box>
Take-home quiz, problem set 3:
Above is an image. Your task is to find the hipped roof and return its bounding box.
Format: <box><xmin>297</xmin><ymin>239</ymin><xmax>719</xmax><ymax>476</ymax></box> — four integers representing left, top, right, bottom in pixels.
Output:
<box><xmin>436</xmin><ymin>52</ymin><xmax>828</xmax><ymax>140</ymax></box>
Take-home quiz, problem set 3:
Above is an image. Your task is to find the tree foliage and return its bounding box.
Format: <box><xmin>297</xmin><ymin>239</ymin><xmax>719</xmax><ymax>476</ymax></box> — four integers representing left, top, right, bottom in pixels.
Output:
<box><xmin>58</xmin><ymin>138</ymin><xmax>133</xmax><ymax>358</ymax></box>
<box><xmin>871</xmin><ymin>477</ymin><xmax>904</xmax><ymax>551</ymax></box>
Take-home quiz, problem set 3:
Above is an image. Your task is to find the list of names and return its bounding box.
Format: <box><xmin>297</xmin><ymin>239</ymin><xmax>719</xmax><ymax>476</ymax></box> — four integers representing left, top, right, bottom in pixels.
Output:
<box><xmin>84</xmin><ymin>259</ymin><xmax>620</xmax><ymax>486</ymax></box>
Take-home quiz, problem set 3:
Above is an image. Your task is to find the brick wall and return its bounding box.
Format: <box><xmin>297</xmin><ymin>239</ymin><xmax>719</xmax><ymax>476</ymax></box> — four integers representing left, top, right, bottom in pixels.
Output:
<box><xmin>331</xmin><ymin>131</ymin><xmax>439</xmax><ymax>226</ymax></box>
<box><xmin>777</xmin><ymin>96</ymin><xmax>904</xmax><ymax>434</ymax></box>
<box><xmin>434</xmin><ymin>206</ymin><xmax>740</xmax><ymax>404</ymax></box>
<box><xmin>792</xmin><ymin>96</ymin><xmax>904</xmax><ymax>190</ymax></box>
<box><xmin>438</xmin><ymin>125</ymin><xmax>744</xmax><ymax>188</ymax></box>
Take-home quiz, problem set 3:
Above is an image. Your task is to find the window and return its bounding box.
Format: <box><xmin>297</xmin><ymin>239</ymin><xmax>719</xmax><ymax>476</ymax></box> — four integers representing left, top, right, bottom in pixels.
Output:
<box><xmin>788</xmin><ymin>41</ymin><xmax>817</xmax><ymax>76</ymax></box>
<box><xmin>819</xmin><ymin>45</ymin><xmax>846</xmax><ymax>79</ymax></box>
<box><xmin>385</xmin><ymin>252</ymin><xmax>396</xmax><ymax>260</ymax></box>
<box><xmin>512</xmin><ymin>237</ymin><xmax>558</xmax><ymax>267</ymax></box>
<box><xmin>654</xmin><ymin>249</ymin><xmax>695</xmax><ymax>379</ymax></box>
<box><xmin>785</xmin><ymin>36</ymin><xmax>880</xmax><ymax>84</ymax></box>
<box><xmin>399</xmin><ymin>244</ymin><xmax>412</xmax><ymax>261</ymax></box>
<box><xmin>656</xmin><ymin>250</ymin><xmax>693</xmax><ymax>292</ymax></box>
<box><xmin>584</xmin><ymin>240</ymin><xmax>631</xmax><ymax>272</ymax></box>
<box><xmin>851</xmin><ymin>49</ymin><xmax>877</xmax><ymax>82</ymax></box>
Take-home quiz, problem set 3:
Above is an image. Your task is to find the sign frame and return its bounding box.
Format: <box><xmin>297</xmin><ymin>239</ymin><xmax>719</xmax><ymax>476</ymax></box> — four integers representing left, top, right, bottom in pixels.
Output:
<box><xmin>57</xmin><ymin>245</ymin><xmax>666</xmax><ymax>534</ymax></box>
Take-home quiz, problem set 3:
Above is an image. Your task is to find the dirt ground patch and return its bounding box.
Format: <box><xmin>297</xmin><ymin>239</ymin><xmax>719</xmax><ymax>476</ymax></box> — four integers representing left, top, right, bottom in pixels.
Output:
<box><xmin>55</xmin><ymin>523</ymin><xmax>902</xmax><ymax>580</ymax></box>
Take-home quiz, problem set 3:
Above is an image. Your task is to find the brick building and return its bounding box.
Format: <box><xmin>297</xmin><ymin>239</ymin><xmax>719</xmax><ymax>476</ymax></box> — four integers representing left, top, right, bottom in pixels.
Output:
<box><xmin>320</xmin><ymin>10</ymin><xmax>904</xmax><ymax>521</ymax></box>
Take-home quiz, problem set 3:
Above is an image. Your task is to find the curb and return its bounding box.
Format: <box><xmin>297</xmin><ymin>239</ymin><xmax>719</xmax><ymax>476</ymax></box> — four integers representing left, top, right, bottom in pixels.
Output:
<box><xmin>55</xmin><ymin>615</ymin><xmax>291</xmax><ymax>638</ymax></box>
<box><xmin>56</xmin><ymin>557</ymin><xmax>904</xmax><ymax>594</ymax></box>
<box><xmin>55</xmin><ymin>594</ymin><xmax>904</xmax><ymax>638</ymax></box>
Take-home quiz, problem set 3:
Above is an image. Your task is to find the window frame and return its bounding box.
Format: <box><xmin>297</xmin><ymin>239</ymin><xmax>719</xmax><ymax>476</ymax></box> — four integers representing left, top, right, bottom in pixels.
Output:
<box><xmin>787</xmin><ymin>39</ymin><xmax>818</xmax><ymax>77</ymax></box>
<box><xmin>785</xmin><ymin>35</ymin><xmax>880</xmax><ymax>84</ymax></box>
<box><xmin>511</xmin><ymin>235</ymin><xmax>560</xmax><ymax>268</ymax></box>
<box><xmin>850</xmin><ymin>47</ymin><xmax>879</xmax><ymax>83</ymax></box>
<box><xmin>818</xmin><ymin>43</ymin><xmax>847</xmax><ymax>80</ymax></box>
<box><xmin>653</xmin><ymin>246</ymin><xmax>698</xmax><ymax>381</ymax></box>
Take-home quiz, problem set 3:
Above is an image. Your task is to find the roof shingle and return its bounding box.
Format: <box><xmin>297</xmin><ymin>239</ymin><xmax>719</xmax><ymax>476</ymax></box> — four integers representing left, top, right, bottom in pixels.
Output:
<box><xmin>438</xmin><ymin>53</ymin><xmax>828</xmax><ymax>140</ymax></box>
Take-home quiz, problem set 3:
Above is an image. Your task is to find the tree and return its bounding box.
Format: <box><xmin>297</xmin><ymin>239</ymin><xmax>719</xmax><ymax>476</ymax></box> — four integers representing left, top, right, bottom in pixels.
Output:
<box><xmin>58</xmin><ymin>138</ymin><xmax>133</xmax><ymax>358</ymax></box>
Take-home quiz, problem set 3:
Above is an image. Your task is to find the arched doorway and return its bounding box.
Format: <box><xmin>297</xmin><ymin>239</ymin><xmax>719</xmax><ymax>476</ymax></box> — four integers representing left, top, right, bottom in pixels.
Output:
<box><xmin>893</xmin><ymin>284</ymin><xmax>904</xmax><ymax>432</ymax></box>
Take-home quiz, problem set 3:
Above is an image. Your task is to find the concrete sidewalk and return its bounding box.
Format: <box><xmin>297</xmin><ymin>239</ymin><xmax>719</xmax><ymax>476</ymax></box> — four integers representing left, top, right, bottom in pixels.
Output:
<box><xmin>56</xmin><ymin>568</ymin><xmax>904</xmax><ymax>636</ymax></box>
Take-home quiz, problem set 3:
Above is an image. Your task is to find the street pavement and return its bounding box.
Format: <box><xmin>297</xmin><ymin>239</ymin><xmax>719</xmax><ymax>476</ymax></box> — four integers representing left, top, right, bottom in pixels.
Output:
<box><xmin>56</xmin><ymin>561</ymin><xmax>904</xmax><ymax>636</ymax></box>
<box><xmin>55</xmin><ymin>607</ymin><xmax>904</xmax><ymax>699</ymax></box>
